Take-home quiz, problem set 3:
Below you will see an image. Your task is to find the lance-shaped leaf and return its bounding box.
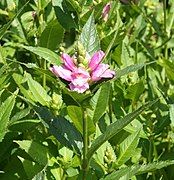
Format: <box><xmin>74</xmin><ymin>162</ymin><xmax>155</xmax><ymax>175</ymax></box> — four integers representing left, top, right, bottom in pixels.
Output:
<box><xmin>18</xmin><ymin>156</ymin><xmax>43</xmax><ymax>180</ymax></box>
<box><xmin>26</xmin><ymin>73</ymin><xmax>51</xmax><ymax>107</ymax></box>
<box><xmin>102</xmin><ymin>160</ymin><xmax>174</xmax><ymax>180</ymax></box>
<box><xmin>22</xmin><ymin>46</ymin><xmax>62</xmax><ymax>66</ymax></box>
<box><xmin>40</xmin><ymin>19</ymin><xmax>64</xmax><ymax>50</ymax></box>
<box><xmin>0</xmin><ymin>0</ymin><xmax>30</xmax><ymax>39</ymax></box>
<box><xmin>87</xmin><ymin>100</ymin><xmax>158</xmax><ymax>160</ymax></box>
<box><xmin>67</xmin><ymin>105</ymin><xmax>96</xmax><ymax>135</ymax></box>
<box><xmin>88</xmin><ymin>82</ymin><xmax>111</xmax><ymax>124</ymax></box>
<box><xmin>114</xmin><ymin>62</ymin><xmax>154</xmax><ymax>80</ymax></box>
<box><xmin>169</xmin><ymin>104</ymin><xmax>174</xmax><ymax>128</ymax></box>
<box><xmin>52</xmin><ymin>0</ymin><xmax>77</xmax><ymax>30</ymax></box>
<box><xmin>35</xmin><ymin>107</ymin><xmax>82</xmax><ymax>154</ymax></box>
<box><xmin>0</xmin><ymin>90</ymin><xmax>17</xmax><ymax>141</ymax></box>
<box><xmin>15</xmin><ymin>140</ymin><xmax>48</xmax><ymax>166</ymax></box>
<box><xmin>79</xmin><ymin>13</ymin><xmax>100</xmax><ymax>56</ymax></box>
<box><xmin>115</xmin><ymin>129</ymin><xmax>140</xmax><ymax>167</ymax></box>
<box><xmin>67</xmin><ymin>105</ymin><xmax>83</xmax><ymax>134</ymax></box>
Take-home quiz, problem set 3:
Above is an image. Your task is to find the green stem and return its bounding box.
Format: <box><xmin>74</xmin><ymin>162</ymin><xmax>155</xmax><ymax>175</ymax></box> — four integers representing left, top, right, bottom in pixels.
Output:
<box><xmin>43</xmin><ymin>60</ymin><xmax>47</xmax><ymax>88</ymax></box>
<box><xmin>38</xmin><ymin>0</ymin><xmax>46</xmax><ymax>88</ymax></box>
<box><xmin>38</xmin><ymin>0</ymin><xmax>44</xmax><ymax>34</ymax></box>
<box><xmin>82</xmin><ymin>108</ymin><xmax>89</xmax><ymax>180</ymax></box>
<box><xmin>163</xmin><ymin>0</ymin><xmax>168</xmax><ymax>60</ymax></box>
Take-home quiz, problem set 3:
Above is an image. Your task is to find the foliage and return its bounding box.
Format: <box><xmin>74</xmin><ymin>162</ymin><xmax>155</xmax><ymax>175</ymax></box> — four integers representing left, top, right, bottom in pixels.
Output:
<box><xmin>0</xmin><ymin>0</ymin><xmax>174</xmax><ymax>179</ymax></box>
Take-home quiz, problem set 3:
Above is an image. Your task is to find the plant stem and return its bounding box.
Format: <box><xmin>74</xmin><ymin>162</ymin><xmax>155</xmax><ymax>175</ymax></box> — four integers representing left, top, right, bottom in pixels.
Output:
<box><xmin>163</xmin><ymin>0</ymin><xmax>168</xmax><ymax>60</ymax></box>
<box><xmin>82</xmin><ymin>108</ymin><xmax>89</xmax><ymax>180</ymax></box>
<box><xmin>38</xmin><ymin>0</ymin><xmax>44</xmax><ymax>34</ymax></box>
<box><xmin>38</xmin><ymin>0</ymin><xmax>46</xmax><ymax>88</ymax></box>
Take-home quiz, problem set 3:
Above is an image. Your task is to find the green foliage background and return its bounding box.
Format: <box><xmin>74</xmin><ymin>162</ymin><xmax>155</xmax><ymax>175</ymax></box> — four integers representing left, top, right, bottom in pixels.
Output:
<box><xmin>0</xmin><ymin>0</ymin><xmax>174</xmax><ymax>179</ymax></box>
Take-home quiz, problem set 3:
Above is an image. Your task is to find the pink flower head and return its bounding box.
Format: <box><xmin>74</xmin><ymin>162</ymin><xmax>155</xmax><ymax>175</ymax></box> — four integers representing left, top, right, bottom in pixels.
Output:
<box><xmin>91</xmin><ymin>63</ymin><xmax>115</xmax><ymax>82</ymax></box>
<box><xmin>70</xmin><ymin>67</ymin><xmax>90</xmax><ymax>93</ymax></box>
<box><xmin>102</xmin><ymin>2</ymin><xmax>111</xmax><ymax>21</ymax></box>
<box><xmin>69</xmin><ymin>82</ymin><xmax>89</xmax><ymax>93</ymax></box>
<box><xmin>50</xmin><ymin>65</ymin><xmax>72</xmax><ymax>81</ymax></box>
<box><xmin>71</xmin><ymin>67</ymin><xmax>90</xmax><ymax>86</ymax></box>
<box><xmin>88</xmin><ymin>50</ymin><xmax>105</xmax><ymax>71</ymax></box>
<box><xmin>61</xmin><ymin>53</ymin><xmax>77</xmax><ymax>70</ymax></box>
<box><xmin>50</xmin><ymin>49</ymin><xmax>115</xmax><ymax>93</ymax></box>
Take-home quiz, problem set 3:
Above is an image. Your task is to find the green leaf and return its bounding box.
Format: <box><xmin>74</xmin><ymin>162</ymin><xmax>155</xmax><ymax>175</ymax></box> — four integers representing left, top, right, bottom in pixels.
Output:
<box><xmin>169</xmin><ymin>104</ymin><xmax>174</xmax><ymax>128</ymax></box>
<box><xmin>52</xmin><ymin>0</ymin><xmax>77</xmax><ymax>30</ymax></box>
<box><xmin>101</xmin><ymin>27</ymin><xmax>126</xmax><ymax>52</ymax></box>
<box><xmin>11</xmin><ymin>108</ymin><xmax>30</xmax><ymax>122</ymax></box>
<box><xmin>18</xmin><ymin>156</ymin><xmax>43</xmax><ymax>180</ymax></box>
<box><xmin>26</xmin><ymin>73</ymin><xmax>51</xmax><ymax>107</ymax></box>
<box><xmin>79</xmin><ymin>13</ymin><xmax>100</xmax><ymax>56</ymax></box>
<box><xmin>66</xmin><ymin>167</ymin><xmax>79</xmax><ymax>177</ymax></box>
<box><xmin>124</xmin><ymin>119</ymin><xmax>147</xmax><ymax>139</ymax></box>
<box><xmin>15</xmin><ymin>140</ymin><xmax>48</xmax><ymax>166</ymax></box>
<box><xmin>114</xmin><ymin>63</ymin><xmax>146</xmax><ymax>80</ymax></box>
<box><xmin>87</xmin><ymin>100</ymin><xmax>158</xmax><ymax>160</ymax></box>
<box><xmin>0</xmin><ymin>90</ymin><xmax>17</xmax><ymax>141</ymax></box>
<box><xmin>22</xmin><ymin>45</ymin><xmax>62</xmax><ymax>66</ymax></box>
<box><xmin>115</xmin><ymin>129</ymin><xmax>140</xmax><ymax>167</ymax></box>
<box><xmin>89</xmin><ymin>82</ymin><xmax>111</xmax><ymax>123</ymax></box>
<box><xmin>63</xmin><ymin>87</ymin><xmax>92</xmax><ymax>105</ymax></box>
<box><xmin>67</xmin><ymin>105</ymin><xmax>96</xmax><ymax>135</ymax></box>
<box><xmin>0</xmin><ymin>46</ymin><xmax>6</xmax><ymax>64</ymax></box>
<box><xmin>0</xmin><ymin>0</ymin><xmax>30</xmax><ymax>39</ymax></box>
<box><xmin>40</xmin><ymin>19</ymin><xmax>64</xmax><ymax>50</ymax></box>
<box><xmin>67</xmin><ymin>105</ymin><xmax>83</xmax><ymax>134</ymax></box>
<box><xmin>102</xmin><ymin>160</ymin><xmax>174</xmax><ymax>180</ymax></box>
<box><xmin>9</xmin><ymin>119</ymin><xmax>40</xmax><ymax>132</ymax></box>
<box><xmin>66</xmin><ymin>0</ymin><xmax>82</xmax><ymax>14</ymax></box>
<box><xmin>125</xmin><ymin>81</ymin><xmax>145</xmax><ymax>102</ymax></box>
<box><xmin>35</xmin><ymin>107</ymin><xmax>82</xmax><ymax>154</ymax></box>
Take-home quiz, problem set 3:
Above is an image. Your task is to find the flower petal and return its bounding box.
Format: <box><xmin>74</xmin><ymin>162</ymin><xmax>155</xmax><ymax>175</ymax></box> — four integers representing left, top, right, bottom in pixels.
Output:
<box><xmin>69</xmin><ymin>82</ymin><xmax>89</xmax><ymax>93</ymax></box>
<box><xmin>88</xmin><ymin>50</ymin><xmax>105</xmax><ymax>71</ymax></box>
<box><xmin>100</xmin><ymin>69</ymin><xmax>115</xmax><ymax>78</ymax></box>
<box><xmin>50</xmin><ymin>65</ymin><xmax>72</xmax><ymax>81</ymax></box>
<box><xmin>61</xmin><ymin>53</ymin><xmax>77</xmax><ymax>70</ymax></box>
<box><xmin>71</xmin><ymin>67</ymin><xmax>90</xmax><ymax>86</ymax></box>
<box><xmin>91</xmin><ymin>63</ymin><xmax>115</xmax><ymax>82</ymax></box>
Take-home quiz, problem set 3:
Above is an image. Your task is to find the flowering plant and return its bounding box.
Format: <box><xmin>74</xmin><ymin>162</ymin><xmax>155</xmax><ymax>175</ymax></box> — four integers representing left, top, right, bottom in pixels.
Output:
<box><xmin>1</xmin><ymin>1</ymin><xmax>173</xmax><ymax>180</ymax></box>
<box><xmin>50</xmin><ymin>50</ymin><xmax>115</xmax><ymax>93</ymax></box>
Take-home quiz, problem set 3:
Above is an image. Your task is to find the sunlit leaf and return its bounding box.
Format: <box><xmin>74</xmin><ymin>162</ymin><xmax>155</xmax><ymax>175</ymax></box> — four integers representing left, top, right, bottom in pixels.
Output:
<box><xmin>0</xmin><ymin>0</ymin><xmax>30</xmax><ymax>39</ymax></box>
<box><xmin>15</xmin><ymin>140</ymin><xmax>48</xmax><ymax>166</ymax></box>
<box><xmin>87</xmin><ymin>100</ymin><xmax>158</xmax><ymax>160</ymax></box>
<box><xmin>0</xmin><ymin>90</ymin><xmax>17</xmax><ymax>141</ymax></box>
<box><xmin>88</xmin><ymin>82</ymin><xmax>111</xmax><ymax>124</ymax></box>
<box><xmin>40</xmin><ymin>19</ymin><xmax>64</xmax><ymax>50</ymax></box>
<box><xmin>115</xmin><ymin>129</ymin><xmax>140</xmax><ymax>167</ymax></box>
<box><xmin>35</xmin><ymin>106</ymin><xmax>83</xmax><ymax>154</ymax></box>
<box><xmin>102</xmin><ymin>160</ymin><xmax>174</xmax><ymax>180</ymax></box>
<box><xmin>26</xmin><ymin>73</ymin><xmax>51</xmax><ymax>107</ymax></box>
<box><xmin>23</xmin><ymin>45</ymin><xmax>62</xmax><ymax>66</ymax></box>
<box><xmin>52</xmin><ymin>0</ymin><xmax>77</xmax><ymax>30</ymax></box>
<box><xmin>79</xmin><ymin>13</ymin><xmax>100</xmax><ymax>56</ymax></box>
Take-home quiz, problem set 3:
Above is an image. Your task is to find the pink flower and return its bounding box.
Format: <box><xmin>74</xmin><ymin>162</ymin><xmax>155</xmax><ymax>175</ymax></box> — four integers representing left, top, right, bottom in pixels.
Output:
<box><xmin>50</xmin><ymin>50</ymin><xmax>115</xmax><ymax>93</ymax></box>
<box><xmin>71</xmin><ymin>67</ymin><xmax>90</xmax><ymax>86</ymax></box>
<box><xmin>50</xmin><ymin>65</ymin><xmax>72</xmax><ymax>81</ymax></box>
<box><xmin>61</xmin><ymin>53</ymin><xmax>77</xmax><ymax>70</ymax></box>
<box><xmin>70</xmin><ymin>67</ymin><xmax>90</xmax><ymax>93</ymax></box>
<box><xmin>91</xmin><ymin>64</ymin><xmax>115</xmax><ymax>82</ymax></box>
<box><xmin>69</xmin><ymin>82</ymin><xmax>89</xmax><ymax>93</ymax></box>
<box><xmin>102</xmin><ymin>2</ymin><xmax>111</xmax><ymax>21</ymax></box>
<box><xmin>88</xmin><ymin>50</ymin><xmax>105</xmax><ymax>71</ymax></box>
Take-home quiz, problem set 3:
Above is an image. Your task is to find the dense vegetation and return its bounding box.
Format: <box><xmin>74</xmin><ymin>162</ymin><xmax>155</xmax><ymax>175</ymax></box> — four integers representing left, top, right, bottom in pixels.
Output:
<box><xmin>0</xmin><ymin>0</ymin><xmax>174</xmax><ymax>179</ymax></box>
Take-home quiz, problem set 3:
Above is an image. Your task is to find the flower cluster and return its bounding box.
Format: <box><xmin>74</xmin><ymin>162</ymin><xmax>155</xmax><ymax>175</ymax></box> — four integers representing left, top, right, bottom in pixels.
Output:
<box><xmin>50</xmin><ymin>50</ymin><xmax>115</xmax><ymax>93</ymax></box>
